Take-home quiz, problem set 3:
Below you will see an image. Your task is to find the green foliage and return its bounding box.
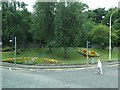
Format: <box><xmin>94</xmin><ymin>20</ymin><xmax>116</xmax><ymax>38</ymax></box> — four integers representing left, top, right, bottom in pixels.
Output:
<box><xmin>2</xmin><ymin>48</ymin><xmax>118</xmax><ymax>64</ymax></box>
<box><xmin>32</xmin><ymin>2</ymin><xmax>56</xmax><ymax>48</ymax></box>
<box><xmin>116</xmin><ymin>30</ymin><xmax>120</xmax><ymax>44</ymax></box>
<box><xmin>87</xmin><ymin>8</ymin><xmax>106</xmax><ymax>24</ymax></box>
<box><xmin>55</xmin><ymin>2</ymin><xmax>88</xmax><ymax>47</ymax></box>
<box><xmin>102</xmin><ymin>8</ymin><xmax>119</xmax><ymax>27</ymax></box>
<box><xmin>2</xmin><ymin>2</ymin><xmax>32</xmax><ymax>48</ymax></box>
<box><xmin>101</xmin><ymin>8</ymin><xmax>119</xmax><ymax>47</ymax></box>
<box><xmin>111</xmin><ymin>30</ymin><xmax>118</xmax><ymax>48</ymax></box>
<box><xmin>2</xmin><ymin>1</ymin><xmax>119</xmax><ymax>60</ymax></box>
<box><xmin>87</xmin><ymin>7</ymin><xmax>119</xmax><ymax>48</ymax></box>
<box><xmin>32</xmin><ymin>2</ymin><xmax>88</xmax><ymax>58</ymax></box>
<box><xmin>91</xmin><ymin>24</ymin><xmax>109</xmax><ymax>48</ymax></box>
<box><xmin>83</xmin><ymin>20</ymin><xmax>95</xmax><ymax>42</ymax></box>
<box><xmin>54</xmin><ymin>2</ymin><xmax>88</xmax><ymax>57</ymax></box>
<box><xmin>90</xmin><ymin>24</ymin><xmax>118</xmax><ymax>49</ymax></box>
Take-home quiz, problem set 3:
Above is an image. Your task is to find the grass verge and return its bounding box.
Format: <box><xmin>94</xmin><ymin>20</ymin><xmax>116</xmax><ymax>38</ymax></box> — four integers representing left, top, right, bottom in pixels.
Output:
<box><xmin>1</xmin><ymin>47</ymin><xmax>118</xmax><ymax>65</ymax></box>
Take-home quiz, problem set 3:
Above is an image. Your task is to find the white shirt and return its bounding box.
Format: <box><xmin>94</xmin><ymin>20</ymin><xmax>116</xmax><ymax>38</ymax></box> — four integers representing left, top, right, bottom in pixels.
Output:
<box><xmin>98</xmin><ymin>61</ymin><xmax>102</xmax><ymax>67</ymax></box>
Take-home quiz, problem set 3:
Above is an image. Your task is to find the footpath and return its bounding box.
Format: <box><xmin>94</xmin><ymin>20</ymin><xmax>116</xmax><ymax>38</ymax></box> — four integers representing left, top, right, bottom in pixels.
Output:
<box><xmin>0</xmin><ymin>60</ymin><xmax>119</xmax><ymax>70</ymax></box>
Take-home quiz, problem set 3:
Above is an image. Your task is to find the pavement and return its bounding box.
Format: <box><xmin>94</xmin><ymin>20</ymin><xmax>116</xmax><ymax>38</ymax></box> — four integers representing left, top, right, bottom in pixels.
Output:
<box><xmin>0</xmin><ymin>60</ymin><xmax>119</xmax><ymax>70</ymax></box>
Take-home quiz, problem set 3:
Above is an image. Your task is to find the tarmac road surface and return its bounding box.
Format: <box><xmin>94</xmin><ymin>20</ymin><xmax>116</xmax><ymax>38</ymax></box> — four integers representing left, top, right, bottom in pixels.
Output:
<box><xmin>1</xmin><ymin>63</ymin><xmax>119</xmax><ymax>88</ymax></box>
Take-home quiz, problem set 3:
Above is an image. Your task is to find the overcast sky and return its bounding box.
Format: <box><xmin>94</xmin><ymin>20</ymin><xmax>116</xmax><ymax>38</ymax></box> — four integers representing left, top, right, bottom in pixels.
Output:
<box><xmin>17</xmin><ymin>0</ymin><xmax>120</xmax><ymax>12</ymax></box>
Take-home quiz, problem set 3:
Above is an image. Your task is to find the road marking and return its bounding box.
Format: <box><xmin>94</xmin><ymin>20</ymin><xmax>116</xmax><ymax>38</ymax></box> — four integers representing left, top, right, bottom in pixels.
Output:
<box><xmin>1</xmin><ymin>63</ymin><xmax>119</xmax><ymax>71</ymax></box>
<box><xmin>44</xmin><ymin>66</ymin><xmax>95</xmax><ymax>71</ymax></box>
<box><xmin>107</xmin><ymin>64</ymin><xmax>119</xmax><ymax>67</ymax></box>
<box><xmin>43</xmin><ymin>64</ymin><xmax>119</xmax><ymax>71</ymax></box>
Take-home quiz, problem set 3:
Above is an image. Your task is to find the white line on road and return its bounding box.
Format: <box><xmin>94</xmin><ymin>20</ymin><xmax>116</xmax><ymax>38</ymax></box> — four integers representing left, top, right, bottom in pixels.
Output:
<box><xmin>106</xmin><ymin>64</ymin><xmax>119</xmax><ymax>67</ymax></box>
<box><xmin>44</xmin><ymin>66</ymin><xmax>95</xmax><ymax>71</ymax></box>
<box><xmin>1</xmin><ymin>63</ymin><xmax>119</xmax><ymax>71</ymax></box>
<box><xmin>43</xmin><ymin>64</ymin><xmax>119</xmax><ymax>71</ymax></box>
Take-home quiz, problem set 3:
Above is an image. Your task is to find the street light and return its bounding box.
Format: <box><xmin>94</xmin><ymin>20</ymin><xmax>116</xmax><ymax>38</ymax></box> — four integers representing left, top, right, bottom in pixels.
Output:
<box><xmin>10</xmin><ymin>36</ymin><xmax>17</xmax><ymax>65</ymax></box>
<box><xmin>109</xmin><ymin>9</ymin><xmax>118</xmax><ymax>62</ymax></box>
<box><xmin>109</xmin><ymin>2</ymin><xmax>120</xmax><ymax>62</ymax></box>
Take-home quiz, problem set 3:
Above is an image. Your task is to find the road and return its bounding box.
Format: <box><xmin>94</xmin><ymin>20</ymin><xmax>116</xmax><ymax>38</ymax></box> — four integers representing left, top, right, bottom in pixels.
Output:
<box><xmin>1</xmin><ymin>64</ymin><xmax>119</xmax><ymax>88</ymax></box>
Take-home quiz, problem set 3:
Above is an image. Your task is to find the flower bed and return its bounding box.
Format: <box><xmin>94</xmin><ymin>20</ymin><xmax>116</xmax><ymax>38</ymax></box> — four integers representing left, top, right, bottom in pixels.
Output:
<box><xmin>43</xmin><ymin>58</ymin><xmax>60</xmax><ymax>63</ymax></box>
<box><xmin>77</xmin><ymin>49</ymin><xmax>100</xmax><ymax>57</ymax></box>
<box><xmin>2</xmin><ymin>57</ymin><xmax>60</xmax><ymax>64</ymax></box>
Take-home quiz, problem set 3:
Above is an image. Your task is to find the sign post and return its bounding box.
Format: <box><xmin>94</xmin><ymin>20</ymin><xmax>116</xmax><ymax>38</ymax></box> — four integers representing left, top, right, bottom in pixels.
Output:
<box><xmin>14</xmin><ymin>37</ymin><xmax>16</xmax><ymax>65</ymax></box>
<box><xmin>86</xmin><ymin>41</ymin><xmax>89</xmax><ymax>66</ymax></box>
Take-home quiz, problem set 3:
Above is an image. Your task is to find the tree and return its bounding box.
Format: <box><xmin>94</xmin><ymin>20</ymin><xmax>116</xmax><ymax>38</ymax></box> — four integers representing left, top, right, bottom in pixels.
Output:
<box><xmin>19</xmin><ymin>9</ymin><xmax>32</xmax><ymax>48</ymax></box>
<box><xmin>87</xmin><ymin>8</ymin><xmax>106</xmax><ymax>24</ymax></box>
<box><xmin>32</xmin><ymin>2</ymin><xmax>56</xmax><ymax>50</ymax></box>
<box><xmin>54</xmin><ymin>2</ymin><xmax>88</xmax><ymax>58</ymax></box>
<box><xmin>2</xmin><ymin>2</ymin><xmax>32</xmax><ymax>48</ymax></box>
<box><xmin>102</xmin><ymin>8</ymin><xmax>119</xmax><ymax>26</ymax></box>
<box><xmin>32</xmin><ymin>1</ymin><xmax>88</xmax><ymax>58</ymax></box>
<box><xmin>83</xmin><ymin>20</ymin><xmax>95</xmax><ymax>44</ymax></box>
<box><xmin>90</xmin><ymin>24</ymin><xmax>118</xmax><ymax>49</ymax></box>
<box><xmin>91</xmin><ymin>24</ymin><xmax>109</xmax><ymax>49</ymax></box>
<box><xmin>102</xmin><ymin>8</ymin><xmax>120</xmax><ymax>47</ymax></box>
<box><xmin>111</xmin><ymin>29</ymin><xmax>119</xmax><ymax>49</ymax></box>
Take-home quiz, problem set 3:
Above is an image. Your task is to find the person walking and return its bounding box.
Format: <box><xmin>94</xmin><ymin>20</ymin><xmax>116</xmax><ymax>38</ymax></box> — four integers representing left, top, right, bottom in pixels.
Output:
<box><xmin>95</xmin><ymin>59</ymin><xmax>103</xmax><ymax>74</ymax></box>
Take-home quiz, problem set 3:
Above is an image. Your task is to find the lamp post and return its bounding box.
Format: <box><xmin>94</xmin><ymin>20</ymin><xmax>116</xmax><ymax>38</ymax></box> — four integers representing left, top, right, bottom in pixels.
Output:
<box><xmin>109</xmin><ymin>10</ymin><xmax>117</xmax><ymax>62</ymax></box>
<box><xmin>109</xmin><ymin>2</ymin><xmax>120</xmax><ymax>61</ymax></box>
<box><xmin>10</xmin><ymin>36</ymin><xmax>16</xmax><ymax>65</ymax></box>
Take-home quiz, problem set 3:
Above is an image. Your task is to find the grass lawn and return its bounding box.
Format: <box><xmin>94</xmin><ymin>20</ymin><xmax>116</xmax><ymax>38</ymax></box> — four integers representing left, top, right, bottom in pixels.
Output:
<box><xmin>1</xmin><ymin>47</ymin><xmax>118</xmax><ymax>65</ymax></box>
